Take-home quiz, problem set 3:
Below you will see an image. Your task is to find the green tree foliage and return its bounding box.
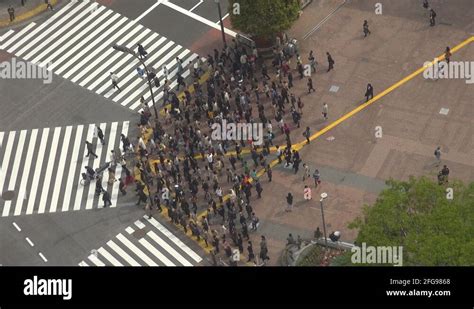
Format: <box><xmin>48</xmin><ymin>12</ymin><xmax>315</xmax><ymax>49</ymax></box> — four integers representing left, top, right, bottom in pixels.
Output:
<box><xmin>228</xmin><ymin>0</ymin><xmax>300</xmax><ymax>39</ymax></box>
<box><xmin>347</xmin><ymin>177</ymin><xmax>474</xmax><ymax>266</ymax></box>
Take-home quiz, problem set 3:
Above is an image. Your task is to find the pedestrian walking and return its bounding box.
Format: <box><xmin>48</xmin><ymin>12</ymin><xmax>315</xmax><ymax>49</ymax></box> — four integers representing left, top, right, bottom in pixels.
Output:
<box><xmin>8</xmin><ymin>6</ymin><xmax>15</xmax><ymax>22</ymax></box>
<box><xmin>102</xmin><ymin>190</ymin><xmax>112</xmax><ymax>207</ymax></box>
<box><xmin>285</xmin><ymin>192</ymin><xmax>293</xmax><ymax>212</ymax></box>
<box><xmin>107</xmin><ymin>167</ymin><xmax>116</xmax><ymax>185</ymax></box>
<box><xmin>137</xmin><ymin>43</ymin><xmax>148</xmax><ymax>59</ymax></box>
<box><xmin>303</xmin><ymin>163</ymin><xmax>310</xmax><ymax>181</ymax></box>
<box><xmin>365</xmin><ymin>83</ymin><xmax>374</xmax><ymax>102</ymax></box>
<box><xmin>95</xmin><ymin>125</ymin><xmax>105</xmax><ymax>145</ymax></box>
<box><xmin>110</xmin><ymin>72</ymin><xmax>120</xmax><ymax>92</ymax></box>
<box><xmin>434</xmin><ymin>146</ymin><xmax>441</xmax><ymax>166</ymax></box>
<box><xmin>265</xmin><ymin>164</ymin><xmax>272</xmax><ymax>182</ymax></box>
<box><xmin>313</xmin><ymin>169</ymin><xmax>321</xmax><ymax>188</ymax></box>
<box><xmin>303</xmin><ymin>127</ymin><xmax>310</xmax><ymax>144</ymax></box>
<box><xmin>255</xmin><ymin>180</ymin><xmax>263</xmax><ymax>198</ymax></box>
<box><xmin>85</xmin><ymin>141</ymin><xmax>98</xmax><ymax>158</ymax></box>
<box><xmin>307</xmin><ymin>77</ymin><xmax>315</xmax><ymax>93</ymax></box>
<box><xmin>423</xmin><ymin>0</ymin><xmax>429</xmax><ymax>9</ymax></box>
<box><xmin>327</xmin><ymin>52</ymin><xmax>335</xmax><ymax>72</ymax></box>
<box><xmin>247</xmin><ymin>241</ymin><xmax>256</xmax><ymax>263</ymax></box>
<box><xmin>322</xmin><ymin>102</ymin><xmax>328</xmax><ymax>120</ymax></box>
<box><xmin>308</xmin><ymin>50</ymin><xmax>316</xmax><ymax>73</ymax></box>
<box><xmin>304</xmin><ymin>185</ymin><xmax>312</xmax><ymax>200</ymax></box>
<box><xmin>118</xmin><ymin>178</ymin><xmax>127</xmax><ymax>195</ymax></box>
<box><xmin>259</xmin><ymin>235</ymin><xmax>270</xmax><ymax>262</ymax></box>
<box><xmin>45</xmin><ymin>0</ymin><xmax>54</xmax><ymax>10</ymax></box>
<box><xmin>429</xmin><ymin>9</ymin><xmax>436</xmax><ymax>26</ymax></box>
<box><xmin>363</xmin><ymin>20</ymin><xmax>371</xmax><ymax>37</ymax></box>
<box><xmin>444</xmin><ymin>46</ymin><xmax>451</xmax><ymax>64</ymax></box>
<box><xmin>439</xmin><ymin>165</ymin><xmax>450</xmax><ymax>184</ymax></box>
<box><xmin>136</xmin><ymin>66</ymin><xmax>145</xmax><ymax>79</ymax></box>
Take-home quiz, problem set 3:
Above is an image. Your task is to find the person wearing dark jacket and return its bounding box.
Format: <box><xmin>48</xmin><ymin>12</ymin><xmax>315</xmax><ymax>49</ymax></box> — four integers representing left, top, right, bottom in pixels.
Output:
<box><xmin>286</xmin><ymin>192</ymin><xmax>293</xmax><ymax>212</ymax></box>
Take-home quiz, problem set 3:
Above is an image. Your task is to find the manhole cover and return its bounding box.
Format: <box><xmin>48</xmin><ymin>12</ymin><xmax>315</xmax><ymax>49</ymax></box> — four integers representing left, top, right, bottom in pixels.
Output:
<box><xmin>2</xmin><ymin>190</ymin><xmax>15</xmax><ymax>201</ymax></box>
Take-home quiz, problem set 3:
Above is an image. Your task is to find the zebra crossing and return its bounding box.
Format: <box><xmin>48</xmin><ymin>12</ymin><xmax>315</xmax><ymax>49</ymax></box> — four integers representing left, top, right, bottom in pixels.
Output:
<box><xmin>0</xmin><ymin>0</ymin><xmax>201</xmax><ymax>111</ymax></box>
<box><xmin>79</xmin><ymin>215</ymin><xmax>204</xmax><ymax>266</ymax></box>
<box><xmin>0</xmin><ymin>121</ymin><xmax>129</xmax><ymax>217</ymax></box>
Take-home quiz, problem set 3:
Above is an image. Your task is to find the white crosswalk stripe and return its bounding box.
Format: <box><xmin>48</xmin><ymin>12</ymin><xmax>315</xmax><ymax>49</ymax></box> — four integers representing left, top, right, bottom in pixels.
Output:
<box><xmin>0</xmin><ymin>1</ymin><xmax>201</xmax><ymax>112</ymax></box>
<box><xmin>78</xmin><ymin>217</ymin><xmax>204</xmax><ymax>266</ymax></box>
<box><xmin>0</xmin><ymin>121</ymin><xmax>130</xmax><ymax>217</ymax></box>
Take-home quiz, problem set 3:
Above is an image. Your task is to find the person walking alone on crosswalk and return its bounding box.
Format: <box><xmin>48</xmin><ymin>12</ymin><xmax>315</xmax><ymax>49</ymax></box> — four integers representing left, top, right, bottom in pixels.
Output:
<box><xmin>85</xmin><ymin>141</ymin><xmax>98</xmax><ymax>158</ymax></box>
<box><xmin>110</xmin><ymin>72</ymin><xmax>120</xmax><ymax>92</ymax></box>
<box><xmin>95</xmin><ymin>125</ymin><xmax>105</xmax><ymax>145</ymax></box>
<box><xmin>102</xmin><ymin>190</ymin><xmax>112</xmax><ymax>207</ymax></box>
<box><xmin>137</xmin><ymin>43</ymin><xmax>148</xmax><ymax>59</ymax></box>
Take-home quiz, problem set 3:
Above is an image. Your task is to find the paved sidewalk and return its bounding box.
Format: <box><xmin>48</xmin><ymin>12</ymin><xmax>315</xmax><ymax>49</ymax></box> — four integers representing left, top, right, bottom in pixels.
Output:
<box><xmin>0</xmin><ymin>0</ymin><xmax>59</xmax><ymax>28</ymax></box>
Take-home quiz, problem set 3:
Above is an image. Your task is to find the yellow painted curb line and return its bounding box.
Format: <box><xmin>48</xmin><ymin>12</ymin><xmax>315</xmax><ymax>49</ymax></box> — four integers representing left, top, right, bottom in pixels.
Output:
<box><xmin>0</xmin><ymin>0</ymin><xmax>58</xmax><ymax>27</ymax></box>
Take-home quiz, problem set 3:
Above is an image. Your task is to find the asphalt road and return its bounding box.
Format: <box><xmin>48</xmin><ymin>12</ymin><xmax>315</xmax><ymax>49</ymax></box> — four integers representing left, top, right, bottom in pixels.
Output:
<box><xmin>0</xmin><ymin>0</ymin><xmax>225</xmax><ymax>266</ymax></box>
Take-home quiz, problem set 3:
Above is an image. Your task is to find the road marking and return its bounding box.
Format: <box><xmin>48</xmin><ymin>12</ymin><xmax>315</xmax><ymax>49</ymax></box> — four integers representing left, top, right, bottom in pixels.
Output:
<box><xmin>79</xmin><ymin>261</ymin><xmax>89</xmax><ymax>266</ymax></box>
<box><xmin>14</xmin><ymin>129</ymin><xmax>38</xmax><ymax>216</ymax></box>
<box><xmin>0</xmin><ymin>30</ymin><xmax>15</xmax><ymax>42</ymax></box>
<box><xmin>85</xmin><ymin>123</ymin><xmax>107</xmax><ymax>210</ymax></box>
<box><xmin>88</xmin><ymin>253</ymin><xmax>106</xmax><ymax>266</ymax></box>
<box><xmin>16</xmin><ymin>1</ymin><xmax>85</xmax><ymax>57</ymax></box>
<box><xmin>39</xmin><ymin>9</ymin><xmax>114</xmax><ymax>67</ymax></box>
<box><xmin>98</xmin><ymin>247</ymin><xmax>123</xmax><ymax>266</ymax></box>
<box><xmin>1</xmin><ymin>23</ymin><xmax>36</xmax><ymax>50</ymax></box>
<box><xmin>135</xmin><ymin>0</ymin><xmax>163</xmax><ymax>22</ymax></box>
<box><xmin>125</xmin><ymin>227</ymin><xmax>134</xmax><ymax>234</ymax></box>
<box><xmin>31</xmin><ymin>4</ymin><xmax>106</xmax><ymax>65</ymax></box>
<box><xmin>12</xmin><ymin>222</ymin><xmax>21</xmax><ymax>232</ymax></box>
<box><xmin>138</xmin><ymin>237</ymin><xmax>175</xmax><ymax>266</ymax></box>
<box><xmin>145</xmin><ymin>216</ymin><xmax>202</xmax><ymax>263</ymax></box>
<box><xmin>51</xmin><ymin>14</ymin><xmax>125</xmax><ymax>72</ymax></box>
<box><xmin>147</xmin><ymin>230</ymin><xmax>192</xmax><ymax>266</ymax></box>
<box><xmin>37</xmin><ymin>127</ymin><xmax>61</xmax><ymax>214</ymax></box>
<box><xmin>134</xmin><ymin>220</ymin><xmax>146</xmax><ymax>230</ymax></box>
<box><xmin>107</xmin><ymin>240</ymin><xmax>140</xmax><ymax>266</ymax></box>
<box><xmin>80</xmin><ymin>28</ymin><xmax>152</xmax><ymax>88</ymax></box>
<box><xmin>303</xmin><ymin>0</ymin><xmax>347</xmax><ymax>40</ymax></box>
<box><xmin>60</xmin><ymin>17</ymin><xmax>134</xmax><ymax>78</ymax></box>
<box><xmin>24</xmin><ymin>1</ymin><xmax>93</xmax><ymax>60</ymax></box>
<box><xmin>99</xmin><ymin>122</ymin><xmax>118</xmax><ymax>203</ymax></box>
<box><xmin>61</xmin><ymin>125</ymin><xmax>84</xmax><ymax>212</ymax></box>
<box><xmin>110</xmin><ymin>121</ymin><xmax>129</xmax><ymax>207</ymax></box>
<box><xmin>162</xmin><ymin>0</ymin><xmax>237</xmax><ymax>37</ymax></box>
<box><xmin>0</xmin><ymin>131</ymin><xmax>16</xmax><ymax>202</ymax></box>
<box><xmin>111</xmin><ymin>41</ymin><xmax>181</xmax><ymax>102</ymax></box>
<box><xmin>25</xmin><ymin>237</ymin><xmax>35</xmax><ymax>247</ymax></box>
<box><xmin>25</xmin><ymin>128</ymin><xmax>49</xmax><ymax>215</ymax></box>
<box><xmin>3</xmin><ymin>130</ymin><xmax>27</xmax><ymax>217</ymax></box>
<box><xmin>39</xmin><ymin>252</ymin><xmax>48</xmax><ymax>263</ymax></box>
<box><xmin>295</xmin><ymin>35</ymin><xmax>474</xmax><ymax>148</ymax></box>
<box><xmin>49</xmin><ymin>126</ymin><xmax>72</xmax><ymax>213</ymax></box>
<box><xmin>73</xmin><ymin>123</ymin><xmax>95</xmax><ymax>211</ymax></box>
<box><xmin>216</xmin><ymin>13</ymin><xmax>229</xmax><ymax>24</ymax></box>
<box><xmin>70</xmin><ymin>23</ymin><xmax>144</xmax><ymax>83</ymax></box>
<box><xmin>189</xmin><ymin>0</ymin><xmax>203</xmax><ymax>12</ymax></box>
<box><xmin>87</xmin><ymin>30</ymin><xmax>159</xmax><ymax>91</ymax></box>
<box><xmin>116</xmin><ymin>233</ymin><xmax>158</xmax><ymax>266</ymax></box>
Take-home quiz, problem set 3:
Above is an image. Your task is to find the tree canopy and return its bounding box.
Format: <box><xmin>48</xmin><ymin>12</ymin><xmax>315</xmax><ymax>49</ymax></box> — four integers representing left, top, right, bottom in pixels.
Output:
<box><xmin>343</xmin><ymin>177</ymin><xmax>474</xmax><ymax>266</ymax></box>
<box><xmin>228</xmin><ymin>0</ymin><xmax>300</xmax><ymax>39</ymax></box>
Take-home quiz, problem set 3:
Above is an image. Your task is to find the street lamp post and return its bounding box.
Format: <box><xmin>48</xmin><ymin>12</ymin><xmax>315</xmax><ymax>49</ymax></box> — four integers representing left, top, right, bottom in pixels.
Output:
<box><xmin>320</xmin><ymin>192</ymin><xmax>328</xmax><ymax>248</ymax></box>
<box><xmin>112</xmin><ymin>44</ymin><xmax>158</xmax><ymax>119</ymax></box>
<box><xmin>215</xmin><ymin>0</ymin><xmax>227</xmax><ymax>48</ymax></box>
